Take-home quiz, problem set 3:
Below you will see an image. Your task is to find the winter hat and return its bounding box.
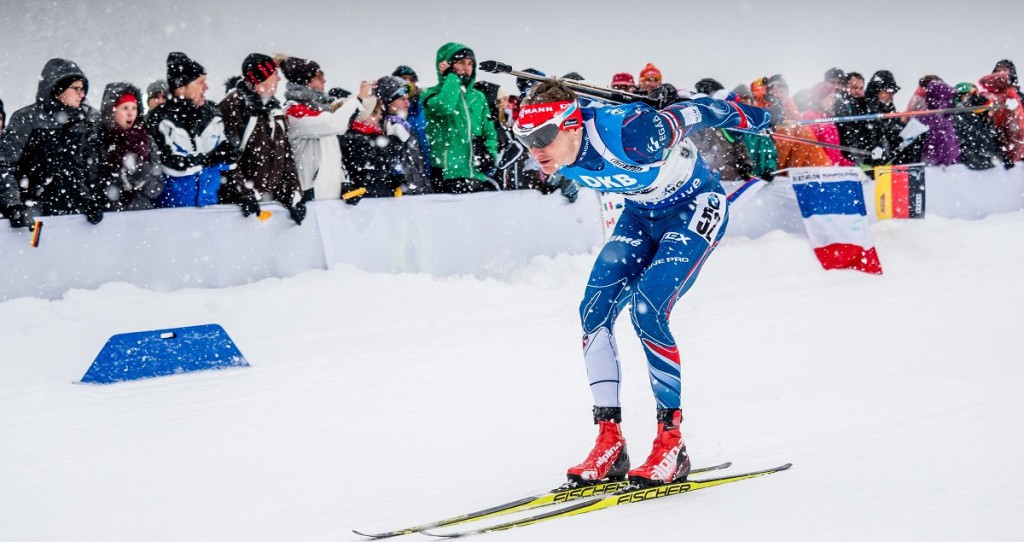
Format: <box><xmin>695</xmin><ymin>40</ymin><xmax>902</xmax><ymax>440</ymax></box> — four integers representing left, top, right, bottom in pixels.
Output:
<box><xmin>868</xmin><ymin>70</ymin><xmax>900</xmax><ymax>93</ymax></box>
<box><xmin>611</xmin><ymin>72</ymin><xmax>636</xmax><ymax>88</ymax></box>
<box><xmin>146</xmin><ymin>79</ymin><xmax>169</xmax><ymax>100</ymax></box>
<box><xmin>242</xmin><ymin>53</ymin><xmax>278</xmax><ymax>85</ymax></box>
<box><xmin>448</xmin><ymin>47</ymin><xmax>475</xmax><ymax>64</ymax></box>
<box><xmin>166</xmin><ymin>52</ymin><xmax>206</xmax><ymax>90</ymax></box>
<box><xmin>373</xmin><ymin>76</ymin><xmax>408</xmax><ymax>107</ymax></box>
<box><xmin>562</xmin><ymin>72</ymin><xmax>585</xmax><ymax>81</ymax></box>
<box><xmin>954</xmin><ymin>82</ymin><xmax>978</xmax><ymax>97</ymax></box>
<box><xmin>750</xmin><ymin>77</ymin><xmax>768</xmax><ymax>97</ymax></box>
<box><xmin>639</xmin><ymin>63</ymin><xmax>662</xmax><ymax>83</ymax></box>
<box><xmin>993</xmin><ymin>59</ymin><xmax>1018</xmax><ymax>87</ymax></box>
<box><xmin>766</xmin><ymin>74</ymin><xmax>788</xmax><ymax>90</ymax></box>
<box><xmin>114</xmin><ymin>92</ymin><xmax>138</xmax><ymax>108</ymax></box>
<box><xmin>279</xmin><ymin>55</ymin><xmax>322</xmax><ymax>86</ymax></box>
<box><xmin>648</xmin><ymin>83</ymin><xmax>679</xmax><ymax>105</ymax></box>
<box><xmin>732</xmin><ymin>84</ymin><xmax>753</xmax><ymax>100</ymax></box>
<box><xmin>392</xmin><ymin>65</ymin><xmax>418</xmax><ymax>81</ymax></box>
<box><xmin>694</xmin><ymin>78</ymin><xmax>724</xmax><ymax>95</ymax></box>
<box><xmin>824</xmin><ymin>67</ymin><xmax>845</xmax><ymax>83</ymax></box>
<box><xmin>516</xmin><ymin>68</ymin><xmax>545</xmax><ymax>95</ymax></box>
<box><xmin>51</xmin><ymin>75</ymin><xmax>85</xmax><ymax>98</ymax></box>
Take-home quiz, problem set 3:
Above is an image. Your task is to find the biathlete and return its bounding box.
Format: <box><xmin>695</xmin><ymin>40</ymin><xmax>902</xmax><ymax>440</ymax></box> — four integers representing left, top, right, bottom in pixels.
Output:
<box><xmin>513</xmin><ymin>80</ymin><xmax>771</xmax><ymax>488</ymax></box>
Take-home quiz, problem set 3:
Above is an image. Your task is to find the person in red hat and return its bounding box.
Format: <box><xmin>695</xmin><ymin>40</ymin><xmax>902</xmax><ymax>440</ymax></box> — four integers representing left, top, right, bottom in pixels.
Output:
<box><xmin>92</xmin><ymin>82</ymin><xmax>164</xmax><ymax>211</ymax></box>
<box><xmin>638</xmin><ymin>63</ymin><xmax>663</xmax><ymax>95</ymax></box>
<box><xmin>610</xmin><ymin>72</ymin><xmax>637</xmax><ymax>94</ymax></box>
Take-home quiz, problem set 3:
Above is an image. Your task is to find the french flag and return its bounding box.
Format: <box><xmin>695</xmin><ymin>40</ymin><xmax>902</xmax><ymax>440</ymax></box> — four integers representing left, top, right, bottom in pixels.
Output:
<box><xmin>791</xmin><ymin>167</ymin><xmax>883</xmax><ymax>275</ymax></box>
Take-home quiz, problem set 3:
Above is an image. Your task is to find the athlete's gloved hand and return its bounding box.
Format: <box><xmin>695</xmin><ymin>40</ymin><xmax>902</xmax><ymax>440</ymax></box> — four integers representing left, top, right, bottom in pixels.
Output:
<box><xmin>559</xmin><ymin>176</ymin><xmax>579</xmax><ymax>203</ymax></box>
<box><xmin>761</xmin><ymin>170</ymin><xmax>775</xmax><ymax>182</ymax></box>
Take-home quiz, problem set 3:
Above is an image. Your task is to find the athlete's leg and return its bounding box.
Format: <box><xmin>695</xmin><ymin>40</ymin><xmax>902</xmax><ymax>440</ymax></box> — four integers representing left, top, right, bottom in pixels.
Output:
<box><xmin>579</xmin><ymin>211</ymin><xmax>658</xmax><ymax>408</ymax></box>
<box><xmin>629</xmin><ymin>192</ymin><xmax>728</xmax><ymax>409</ymax></box>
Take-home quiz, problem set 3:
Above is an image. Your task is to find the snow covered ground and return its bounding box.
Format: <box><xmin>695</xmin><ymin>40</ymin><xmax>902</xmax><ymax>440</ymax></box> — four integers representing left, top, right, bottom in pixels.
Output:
<box><xmin>2</xmin><ymin>209</ymin><xmax>1023</xmax><ymax>541</ymax></box>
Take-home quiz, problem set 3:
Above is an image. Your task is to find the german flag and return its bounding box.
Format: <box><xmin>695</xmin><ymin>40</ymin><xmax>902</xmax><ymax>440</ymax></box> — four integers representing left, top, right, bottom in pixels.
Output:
<box><xmin>874</xmin><ymin>165</ymin><xmax>926</xmax><ymax>220</ymax></box>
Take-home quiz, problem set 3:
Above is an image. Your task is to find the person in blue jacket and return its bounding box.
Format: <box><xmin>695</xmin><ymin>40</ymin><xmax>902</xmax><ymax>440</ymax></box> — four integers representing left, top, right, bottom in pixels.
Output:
<box><xmin>514</xmin><ymin>79</ymin><xmax>771</xmax><ymax>488</ymax></box>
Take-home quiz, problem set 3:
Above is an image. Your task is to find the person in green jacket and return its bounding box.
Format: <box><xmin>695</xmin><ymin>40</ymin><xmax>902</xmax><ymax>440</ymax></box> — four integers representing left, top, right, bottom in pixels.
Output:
<box><xmin>422</xmin><ymin>42</ymin><xmax>499</xmax><ymax>193</ymax></box>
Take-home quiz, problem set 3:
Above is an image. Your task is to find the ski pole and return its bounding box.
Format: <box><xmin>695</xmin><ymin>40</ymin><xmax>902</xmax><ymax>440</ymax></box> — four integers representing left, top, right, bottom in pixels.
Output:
<box><xmin>482</xmin><ymin>60</ymin><xmax>867</xmax><ymax>156</ymax></box>
<box><xmin>479</xmin><ymin>60</ymin><xmax>669</xmax><ymax>109</ymax></box>
<box><xmin>730</xmin><ymin>128</ymin><xmax>872</xmax><ymax>156</ymax></box>
<box><xmin>791</xmin><ymin>104</ymin><xmax>994</xmax><ymax>127</ymax></box>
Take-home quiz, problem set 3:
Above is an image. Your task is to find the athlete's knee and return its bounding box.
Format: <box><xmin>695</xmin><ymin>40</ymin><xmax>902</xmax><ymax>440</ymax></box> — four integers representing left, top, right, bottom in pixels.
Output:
<box><xmin>628</xmin><ymin>287</ymin><xmax>669</xmax><ymax>330</ymax></box>
<box><xmin>579</xmin><ymin>287</ymin><xmax>618</xmax><ymax>331</ymax></box>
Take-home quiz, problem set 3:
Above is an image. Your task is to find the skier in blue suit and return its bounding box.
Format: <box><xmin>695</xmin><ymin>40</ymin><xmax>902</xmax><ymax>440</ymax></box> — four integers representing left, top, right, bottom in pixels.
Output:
<box><xmin>514</xmin><ymin>79</ymin><xmax>771</xmax><ymax>488</ymax></box>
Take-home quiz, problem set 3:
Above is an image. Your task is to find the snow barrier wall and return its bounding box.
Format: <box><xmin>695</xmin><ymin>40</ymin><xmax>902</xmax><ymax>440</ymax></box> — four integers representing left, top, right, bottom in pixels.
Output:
<box><xmin>2</xmin><ymin>165</ymin><xmax>1022</xmax><ymax>302</ymax></box>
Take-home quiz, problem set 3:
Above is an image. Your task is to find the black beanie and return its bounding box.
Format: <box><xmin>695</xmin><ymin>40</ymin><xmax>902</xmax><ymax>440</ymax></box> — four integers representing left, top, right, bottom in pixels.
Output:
<box><xmin>373</xmin><ymin>76</ymin><xmax>408</xmax><ymax>107</ymax></box>
<box><xmin>51</xmin><ymin>75</ymin><xmax>85</xmax><ymax>99</ymax></box>
<box><xmin>392</xmin><ymin>65</ymin><xmax>417</xmax><ymax>80</ymax></box>
<box><xmin>694</xmin><ymin>78</ymin><xmax>724</xmax><ymax>95</ymax></box>
<box><xmin>242</xmin><ymin>53</ymin><xmax>277</xmax><ymax>85</ymax></box>
<box><xmin>449</xmin><ymin>47</ymin><xmax>475</xmax><ymax>64</ymax></box>
<box><xmin>280</xmin><ymin>56</ymin><xmax>322</xmax><ymax>86</ymax></box>
<box><xmin>167</xmin><ymin>52</ymin><xmax>206</xmax><ymax>90</ymax></box>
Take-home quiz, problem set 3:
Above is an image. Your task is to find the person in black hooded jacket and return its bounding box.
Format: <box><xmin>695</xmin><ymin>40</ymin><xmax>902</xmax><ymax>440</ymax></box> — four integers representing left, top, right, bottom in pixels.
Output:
<box><xmin>993</xmin><ymin>59</ymin><xmax>1020</xmax><ymax>95</ymax></box>
<box><xmin>862</xmin><ymin>70</ymin><xmax>921</xmax><ymax>165</ymax></box>
<box><xmin>0</xmin><ymin>58</ymin><xmax>103</xmax><ymax>227</ymax></box>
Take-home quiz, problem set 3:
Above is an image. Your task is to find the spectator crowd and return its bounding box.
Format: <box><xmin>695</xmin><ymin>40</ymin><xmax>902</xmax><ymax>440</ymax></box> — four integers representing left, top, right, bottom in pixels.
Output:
<box><xmin>1</xmin><ymin>44</ymin><xmax>1021</xmax><ymax>229</ymax></box>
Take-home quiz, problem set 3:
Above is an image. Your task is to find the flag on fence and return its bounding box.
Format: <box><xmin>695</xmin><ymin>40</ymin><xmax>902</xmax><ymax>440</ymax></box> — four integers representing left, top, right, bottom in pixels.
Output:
<box><xmin>791</xmin><ymin>167</ymin><xmax>883</xmax><ymax>275</ymax></box>
<box><xmin>874</xmin><ymin>164</ymin><xmax>926</xmax><ymax>220</ymax></box>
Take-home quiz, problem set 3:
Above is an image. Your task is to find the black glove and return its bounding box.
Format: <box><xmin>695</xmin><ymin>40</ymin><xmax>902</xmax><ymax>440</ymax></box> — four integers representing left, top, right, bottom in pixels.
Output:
<box><xmin>5</xmin><ymin>204</ymin><xmax>37</xmax><ymax>229</ymax></box>
<box><xmin>761</xmin><ymin>170</ymin><xmax>775</xmax><ymax>182</ymax></box>
<box><xmin>559</xmin><ymin>177</ymin><xmax>579</xmax><ymax>203</ymax></box>
<box><xmin>239</xmin><ymin>193</ymin><xmax>261</xmax><ymax>217</ymax></box>
<box><xmin>1004</xmin><ymin>160</ymin><xmax>1016</xmax><ymax>170</ymax></box>
<box><xmin>737</xmin><ymin>163</ymin><xmax>753</xmax><ymax>181</ymax></box>
<box><xmin>288</xmin><ymin>200</ymin><xmax>307</xmax><ymax>225</ymax></box>
<box><xmin>472</xmin><ymin>136</ymin><xmax>495</xmax><ymax>174</ymax></box>
<box><xmin>85</xmin><ymin>205</ymin><xmax>104</xmax><ymax>225</ymax></box>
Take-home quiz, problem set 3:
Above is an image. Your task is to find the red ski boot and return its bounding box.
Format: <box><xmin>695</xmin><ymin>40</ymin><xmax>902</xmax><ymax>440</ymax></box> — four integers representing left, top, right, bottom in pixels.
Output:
<box><xmin>627</xmin><ymin>408</ymin><xmax>690</xmax><ymax>487</ymax></box>
<box><xmin>566</xmin><ymin>407</ymin><xmax>630</xmax><ymax>485</ymax></box>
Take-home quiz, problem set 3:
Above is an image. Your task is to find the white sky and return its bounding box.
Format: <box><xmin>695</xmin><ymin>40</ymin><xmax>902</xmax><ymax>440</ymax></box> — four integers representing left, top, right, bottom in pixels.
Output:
<box><xmin>1</xmin><ymin>0</ymin><xmax>1021</xmax><ymax>110</ymax></box>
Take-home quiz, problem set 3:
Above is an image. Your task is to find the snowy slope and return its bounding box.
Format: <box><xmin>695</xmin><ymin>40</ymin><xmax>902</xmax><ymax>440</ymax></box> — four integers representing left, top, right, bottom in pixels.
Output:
<box><xmin>2</xmin><ymin>210</ymin><xmax>1023</xmax><ymax>541</ymax></box>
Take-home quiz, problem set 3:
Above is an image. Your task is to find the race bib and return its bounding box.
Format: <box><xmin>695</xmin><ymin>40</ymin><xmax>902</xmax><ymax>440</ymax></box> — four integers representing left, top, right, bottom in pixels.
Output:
<box><xmin>687</xmin><ymin>192</ymin><xmax>726</xmax><ymax>243</ymax></box>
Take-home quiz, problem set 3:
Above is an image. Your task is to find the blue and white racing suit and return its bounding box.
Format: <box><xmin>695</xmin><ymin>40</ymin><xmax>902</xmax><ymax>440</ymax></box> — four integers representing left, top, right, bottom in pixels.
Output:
<box><xmin>560</xmin><ymin>97</ymin><xmax>770</xmax><ymax>410</ymax></box>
